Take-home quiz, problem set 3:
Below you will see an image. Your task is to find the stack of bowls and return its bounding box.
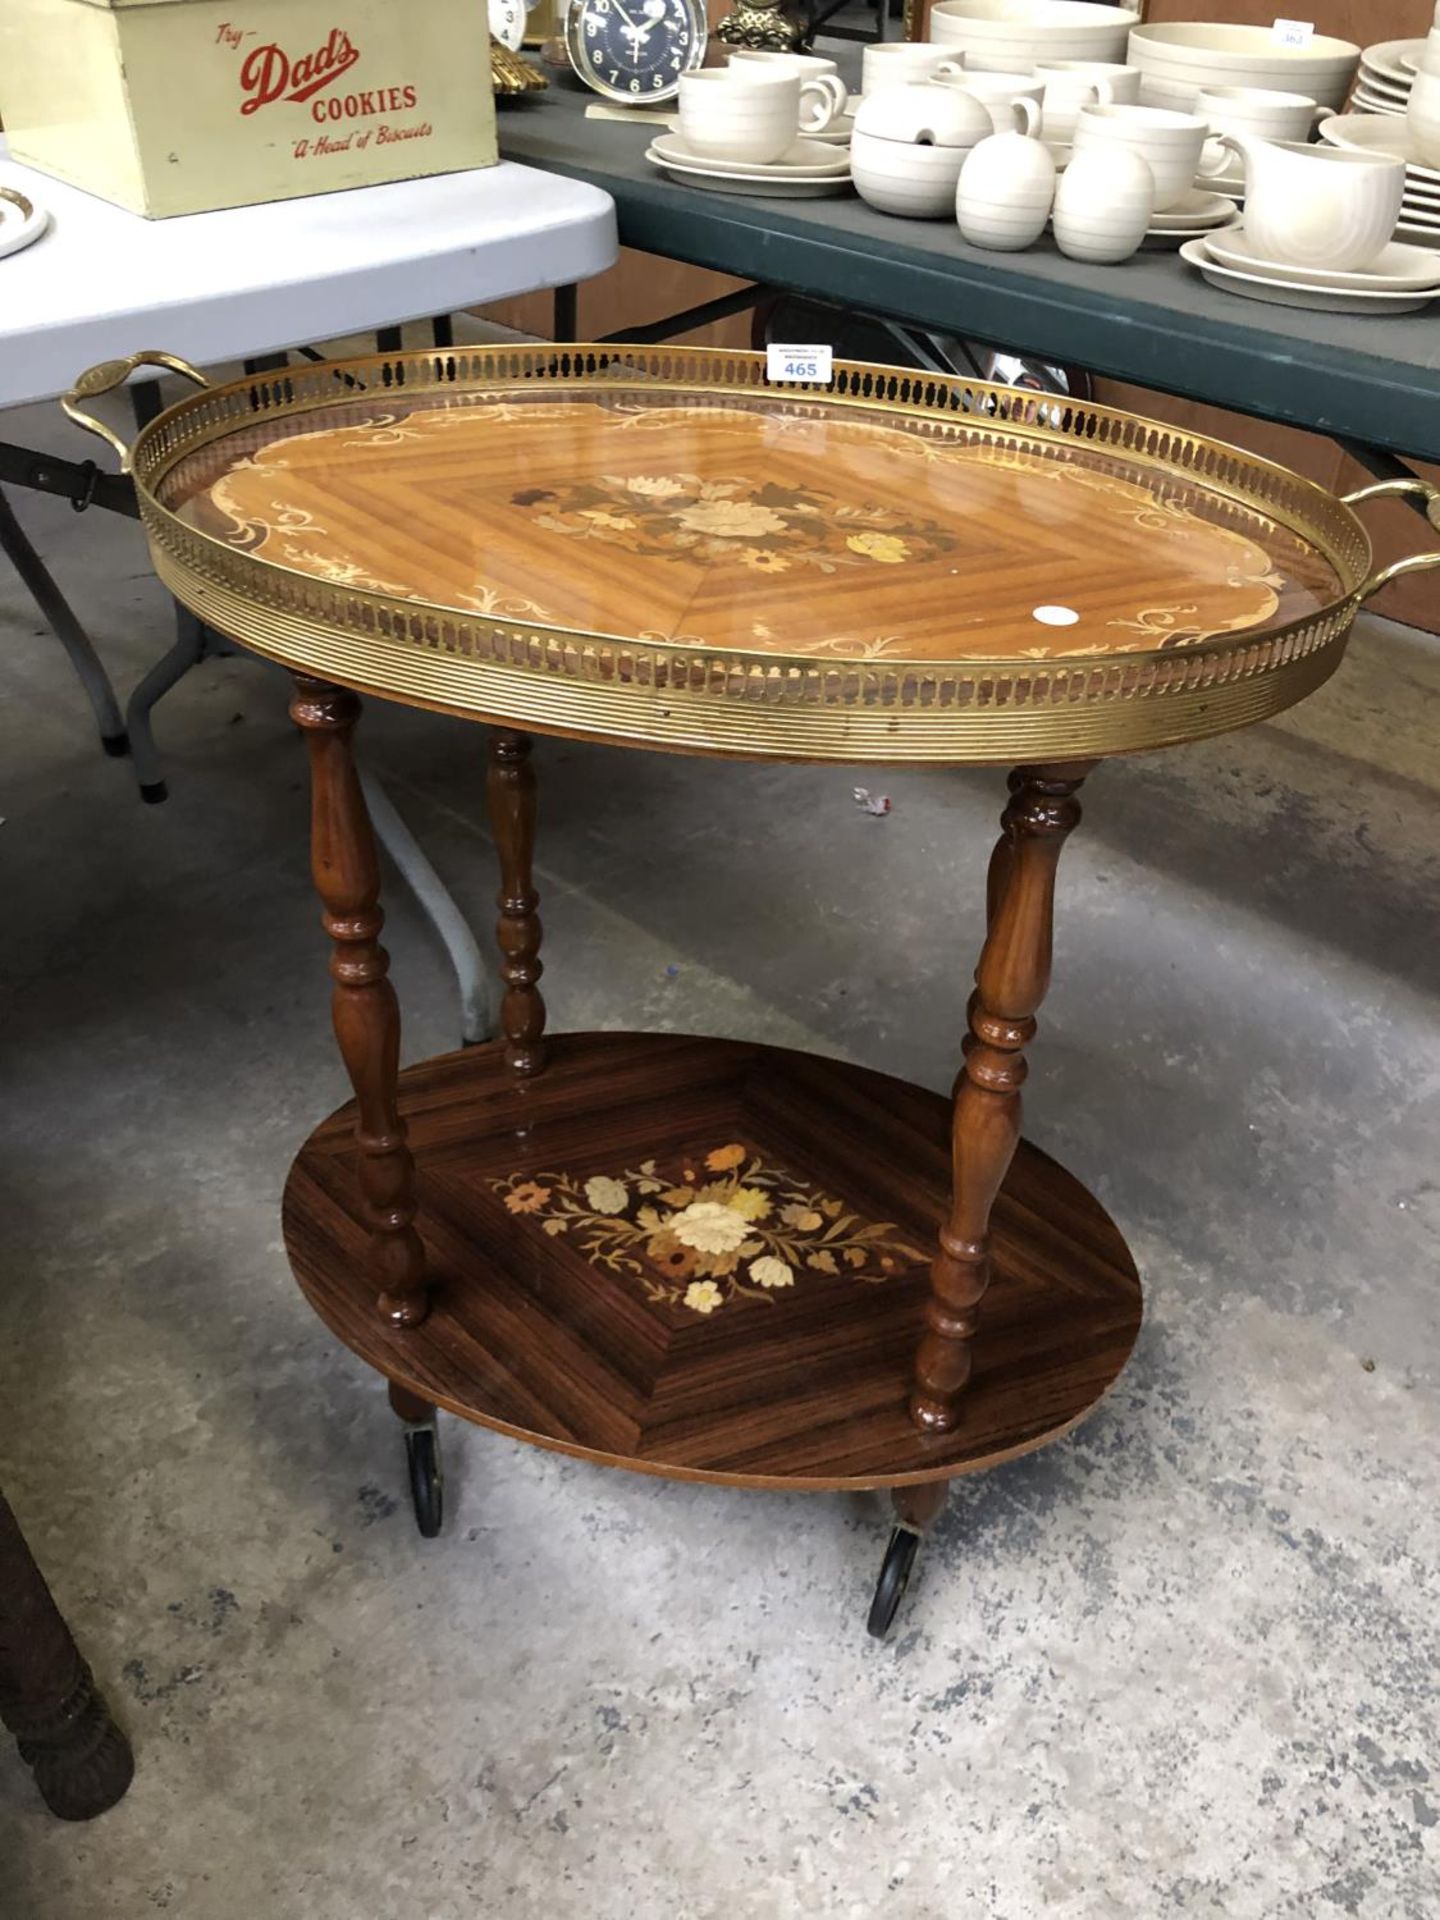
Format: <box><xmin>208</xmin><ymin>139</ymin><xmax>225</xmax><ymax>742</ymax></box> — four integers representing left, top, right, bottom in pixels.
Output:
<box><xmin>1354</xmin><ymin>38</ymin><xmax>1426</xmax><ymax>119</ymax></box>
<box><xmin>1125</xmin><ymin>22</ymin><xmax>1360</xmax><ymax>114</ymax></box>
<box><xmin>928</xmin><ymin>0</ymin><xmax>1135</xmax><ymax>75</ymax></box>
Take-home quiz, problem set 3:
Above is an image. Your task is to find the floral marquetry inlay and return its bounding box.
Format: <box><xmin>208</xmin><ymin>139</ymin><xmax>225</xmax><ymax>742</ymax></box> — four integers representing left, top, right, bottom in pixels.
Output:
<box><xmin>167</xmin><ymin>389</ymin><xmax>1344</xmax><ymax>664</ymax></box>
<box><xmin>508</xmin><ymin>471</ymin><xmax>958</xmax><ymax>577</ymax></box>
<box><xmin>491</xmin><ymin>1143</ymin><xmax>927</xmax><ymax>1317</ymax></box>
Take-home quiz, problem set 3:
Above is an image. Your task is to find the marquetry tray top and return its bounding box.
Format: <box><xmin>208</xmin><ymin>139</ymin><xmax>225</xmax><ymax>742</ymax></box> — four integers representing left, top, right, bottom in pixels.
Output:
<box><xmin>121</xmin><ymin>345</ymin><xmax>1388</xmax><ymax>764</ymax></box>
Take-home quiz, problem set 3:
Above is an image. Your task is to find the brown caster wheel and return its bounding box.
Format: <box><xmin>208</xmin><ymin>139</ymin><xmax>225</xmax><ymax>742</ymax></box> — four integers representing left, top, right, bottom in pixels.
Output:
<box><xmin>402</xmin><ymin>1418</ymin><xmax>444</xmax><ymax>1539</ymax></box>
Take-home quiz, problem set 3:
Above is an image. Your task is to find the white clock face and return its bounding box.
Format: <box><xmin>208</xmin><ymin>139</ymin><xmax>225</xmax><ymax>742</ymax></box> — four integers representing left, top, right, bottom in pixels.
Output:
<box><xmin>490</xmin><ymin>0</ymin><xmax>526</xmax><ymax>51</ymax></box>
<box><xmin>567</xmin><ymin>0</ymin><xmax>707</xmax><ymax>103</ymax></box>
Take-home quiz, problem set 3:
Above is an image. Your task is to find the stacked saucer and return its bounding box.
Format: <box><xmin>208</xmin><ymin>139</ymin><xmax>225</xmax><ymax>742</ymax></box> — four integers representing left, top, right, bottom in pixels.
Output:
<box><xmin>1354</xmin><ymin>39</ymin><xmax>1425</xmax><ymax>118</ymax></box>
<box><xmin>1181</xmin><ymin>225</ymin><xmax>1440</xmax><ymax>313</ymax></box>
<box><xmin>1319</xmin><ymin>114</ymin><xmax>1440</xmax><ymax>243</ymax></box>
<box><xmin>645</xmin><ymin>133</ymin><xmax>853</xmax><ymax>198</ymax></box>
<box><xmin>1141</xmin><ymin>188</ymin><xmax>1239</xmax><ymax>249</ymax></box>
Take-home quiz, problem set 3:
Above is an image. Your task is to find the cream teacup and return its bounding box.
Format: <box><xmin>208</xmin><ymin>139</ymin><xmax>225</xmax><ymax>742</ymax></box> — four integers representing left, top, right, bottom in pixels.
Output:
<box><xmin>935</xmin><ymin>68</ymin><xmax>1045</xmax><ymax>136</ymax></box>
<box><xmin>1072</xmin><ymin>101</ymin><xmax>1222</xmax><ymax>210</ymax></box>
<box><xmin>1196</xmin><ymin>84</ymin><xmax>1329</xmax><ymax>174</ymax></box>
<box><xmin>678</xmin><ymin>67</ymin><xmax>845</xmax><ymax>164</ymax></box>
<box><xmin>730</xmin><ymin>50</ymin><xmax>843</xmax><ymax>86</ymax></box>
<box><xmin>861</xmin><ymin>41</ymin><xmax>966</xmax><ymax>98</ymax></box>
<box><xmin>1035</xmin><ymin>61</ymin><xmax>1138</xmax><ymax>145</ymax></box>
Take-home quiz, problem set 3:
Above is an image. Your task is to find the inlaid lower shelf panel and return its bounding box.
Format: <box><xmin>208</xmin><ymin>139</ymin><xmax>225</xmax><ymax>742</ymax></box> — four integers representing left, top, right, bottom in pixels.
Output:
<box><xmin>282</xmin><ymin>1033</ymin><xmax>1143</xmax><ymax>1490</ymax></box>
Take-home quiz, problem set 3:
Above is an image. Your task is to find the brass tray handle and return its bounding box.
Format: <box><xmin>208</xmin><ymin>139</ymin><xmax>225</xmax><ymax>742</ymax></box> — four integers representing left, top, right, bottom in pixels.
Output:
<box><xmin>1343</xmin><ymin>477</ymin><xmax>1440</xmax><ymax>600</ymax></box>
<box><xmin>62</xmin><ymin>352</ymin><xmax>210</xmax><ymax>474</ymax></box>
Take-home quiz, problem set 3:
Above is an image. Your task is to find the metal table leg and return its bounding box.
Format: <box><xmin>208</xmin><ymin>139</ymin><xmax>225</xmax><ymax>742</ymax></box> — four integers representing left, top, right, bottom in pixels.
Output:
<box><xmin>0</xmin><ymin>486</ymin><xmax>128</xmax><ymax>757</ymax></box>
<box><xmin>124</xmin><ymin>607</ymin><xmax>209</xmax><ymax>803</ymax></box>
<box><xmin>358</xmin><ymin>766</ymin><xmax>495</xmax><ymax>1047</ymax></box>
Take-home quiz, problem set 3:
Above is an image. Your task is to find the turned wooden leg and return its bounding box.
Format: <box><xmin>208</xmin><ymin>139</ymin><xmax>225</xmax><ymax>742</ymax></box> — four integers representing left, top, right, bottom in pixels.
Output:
<box><xmin>291</xmin><ymin>676</ymin><xmax>429</xmax><ymax>1329</ymax></box>
<box><xmin>912</xmin><ymin>761</ymin><xmax>1093</xmax><ymax>1434</ymax></box>
<box><xmin>388</xmin><ymin>1380</ymin><xmax>434</xmax><ymax>1425</ymax></box>
<box><xmin>0</xmin><ymin>1492</ymin><xmax>134</xmax><ymax>1820</ymax></box>
<box><xmin>892</xmin><ymin>1480</ymin><xmax>948</xmax><ymax>1532</ymax></box>
<box><xmin>486</xmin><ymin>729</ymin><xmax>546</xmax><ymax>1076</ymax></box>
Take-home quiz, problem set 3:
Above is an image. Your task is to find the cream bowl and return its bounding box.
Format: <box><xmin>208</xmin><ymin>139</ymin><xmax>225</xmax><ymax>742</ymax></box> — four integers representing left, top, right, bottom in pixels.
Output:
<box><xmin>851</xmin><ymin>127</ymin><xmax>971</xmax><ymax>217</ymax></box>
<box><xmin>1126</xmin><ymin>22</ymin><xmax>1360</xmax><ymax>113</ymax></box>
<box><xmin>930</xmin><ymin>0</ymin><xmax>1133</xmax><ymax>73</ymax></box>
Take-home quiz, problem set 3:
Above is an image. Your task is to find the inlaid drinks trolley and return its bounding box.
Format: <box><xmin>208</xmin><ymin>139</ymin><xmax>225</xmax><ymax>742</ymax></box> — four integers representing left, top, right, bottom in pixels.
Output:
<box><xmin>65</xmin><ymin>345</ymin><xmax>1440</xmax><ymax>1635</ymax></box>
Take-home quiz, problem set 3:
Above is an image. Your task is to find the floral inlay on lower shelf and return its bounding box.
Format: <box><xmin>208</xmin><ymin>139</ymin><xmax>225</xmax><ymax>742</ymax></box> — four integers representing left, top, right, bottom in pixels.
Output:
<box><xmin>491</xmin><ymin>1144</ymin><xmax>929</xmax><ymax>1317</ymax></box>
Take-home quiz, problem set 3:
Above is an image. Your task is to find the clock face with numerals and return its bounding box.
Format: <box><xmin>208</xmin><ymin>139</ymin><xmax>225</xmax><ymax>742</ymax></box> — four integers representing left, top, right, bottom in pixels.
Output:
<box><xmin>566</xmin><ymin>0</ymin><xmax>707</xmax><ymax>105</ymax></box>
<box><xmin>490</xmin><ymin>0</ymin><xmax>526</xmax><ymax>52</ymax></box>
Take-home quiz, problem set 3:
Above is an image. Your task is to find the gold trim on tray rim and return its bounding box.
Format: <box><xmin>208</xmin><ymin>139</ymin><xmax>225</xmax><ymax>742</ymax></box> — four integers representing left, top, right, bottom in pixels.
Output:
<box><xmin>63</xmin><ymin>345</ymin><xmax>1440</xmax><ymax>765</ymax></box>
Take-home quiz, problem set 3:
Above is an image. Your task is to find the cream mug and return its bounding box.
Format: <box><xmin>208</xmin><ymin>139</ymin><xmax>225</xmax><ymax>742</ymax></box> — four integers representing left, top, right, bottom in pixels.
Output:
<box><xmin>1196</xmin><ymin>84</ymin><xmax>1330</xmax><ymax>172</ymax></box>
<box><xmin>678</xmin><ymin>67</ymin><xmax>845</xmax><ymax>163</ymax></box>
<box><xmin>1218</xmin><ymin>134</ymin><xmax>1405</xmax><ymax>271</ymax></box>
<box><xmin>729</xmin><ymin>49</ymin><xmax>845</xmax><ymax>88</ymax></box>
<box><xmin>1035</xmin><ymin>61</ymin><xmax>1138</xmax><ymax>145</ymax></box>
<box><xmin>938</xmin><ymin>68</ymin><xmax>1045</xmax><ymax>136</ymax></box>
<box><xmin>861</xmin><ymin>41</ymin><xmax>966</xmax><ymax>97</ymax></box>
<box><xmin>1072</xmin><ymin>101</ymin><xmax>1226</xmax><ymax>210</ymax></box>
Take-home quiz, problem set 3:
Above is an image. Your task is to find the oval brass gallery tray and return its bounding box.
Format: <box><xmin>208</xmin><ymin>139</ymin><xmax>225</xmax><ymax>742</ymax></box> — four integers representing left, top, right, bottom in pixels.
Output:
<box><xmin>65</xmin><ymin>345</ymin><xmax>1440</xmax><ymax>764</ymax></box>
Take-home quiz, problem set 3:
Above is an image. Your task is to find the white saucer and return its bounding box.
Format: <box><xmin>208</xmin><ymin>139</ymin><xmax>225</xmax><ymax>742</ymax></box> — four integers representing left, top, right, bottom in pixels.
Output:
<box><xmin>1320</xmin><ymin>114</ymin><xmax>1440</xmax><ymax>186</ymax></box>
<box><xmin>1397</xmin><ymin>212</ymin><xmax>1440</xmax><ymax>242</ymax></box>
<box><xmin>0</xmin><ymin>186</ymin><xmax>49</xmax><ymax>263</ymax></box>
<box><xmin>1142</xmin><ymin>207</ymin><xmax>1239</xmax><ymax>248</ymax></box>
<box><xmin>645</xmin><ymin>144</ymin><xmax>854</xmax><ymax>196</ymax></box>
<box><xmin>648</xmin><ymin>133</ymin><xmax>852</xmax><ymax>180</ymax></box>
<box><xmin>1204</xmin><ymin>229</ymin><xmax>1440</xmax><ymax>293</ymax></box>
<box><xmin>1160</xmin><ymin>188</ymin><xmax>1236</xmax><ymax>219</ymax></box>
<box><xmin>1179</xmin><ymin>234</ymin><xmax>1440</xmax><ymax>312</ymax></box>
<box><xmin>1360</xmin><ymin>38</ymin><xmax>1427</xmax><ymax>90</ymax></box>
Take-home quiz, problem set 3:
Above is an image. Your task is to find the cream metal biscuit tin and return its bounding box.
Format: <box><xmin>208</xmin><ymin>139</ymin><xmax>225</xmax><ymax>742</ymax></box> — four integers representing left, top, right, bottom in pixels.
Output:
<box><xmin>0</xmin><ymin>0</ymin><xmax>497</xmax><ymax>218</ymax></box>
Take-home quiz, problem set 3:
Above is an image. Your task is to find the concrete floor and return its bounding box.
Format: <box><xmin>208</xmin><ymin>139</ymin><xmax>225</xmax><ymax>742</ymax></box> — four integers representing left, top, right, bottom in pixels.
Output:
<box><xmin>1</xmin><ymin>384</ymin><xmax>1439</xmax><ymax>1920</ymax></box>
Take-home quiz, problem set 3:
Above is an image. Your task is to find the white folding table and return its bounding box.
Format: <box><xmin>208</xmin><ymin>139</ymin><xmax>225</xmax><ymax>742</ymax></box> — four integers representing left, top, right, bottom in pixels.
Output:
<box><xmin>1</xmin><ymin>142</ymin><xmax>615</xmax><ymax>1040</ymax></box>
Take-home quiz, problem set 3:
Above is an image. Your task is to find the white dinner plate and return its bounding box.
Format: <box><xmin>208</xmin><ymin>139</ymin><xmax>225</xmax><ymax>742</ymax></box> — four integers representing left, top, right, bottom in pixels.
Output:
<box><xmin>1204</xmin><ymin>229</ymin><xmax>1440</xmax><ymax>292</ymax></box>
<box><xmin>1360</xmin><ymin>38</ymin><xmax>1428</xmax><ymax>89</ymax></box>
<box><xmin>0</xmin><ymin>186</ymin><xmax>49</xmax><ymax>263</ymax></box>
<box><xmin>648</xmin><ymin>133</ymin><xmax>852</xmax><ymax>180</ymax></box>
<box><xmin>1355</xmin><ymin>73</ymin><xmax>1410</xmax><ymax>103</ymax></box>
<box><xmin>1357</xmin><ymin>62</ymin><xmax>1411</xmax><ymax>96</ymax></box>
<box><xmin>1397</xmin><ymin>212</ymin><xmax>1440</xmax><ymax>242</ymax></box>
<box><xmin>1352</xmin><ymin>93</ymin><xmax>1407</xmax><ymax>118</ymax></box>
<box><xmin>645</xmin><ymin>145</ymin><xmax>854</xmax><ymax>196</ymax></box>
<box><xmin>1320</xmin><ymin>113</ymin><xmax>1440</xmax><ymax>185</ymax></box>
<box><xmin>1179</xmin><ymin>234</ymin><xmax>1440</xmax><ymax>311</ymax></box>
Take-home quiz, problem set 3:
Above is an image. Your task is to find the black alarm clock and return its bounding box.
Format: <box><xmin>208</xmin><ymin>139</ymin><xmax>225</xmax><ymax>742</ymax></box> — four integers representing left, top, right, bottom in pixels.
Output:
<box><xmin>565</xmin><ymin>0</ymin><xmax>708</xmax><ymax>104</ymax></box>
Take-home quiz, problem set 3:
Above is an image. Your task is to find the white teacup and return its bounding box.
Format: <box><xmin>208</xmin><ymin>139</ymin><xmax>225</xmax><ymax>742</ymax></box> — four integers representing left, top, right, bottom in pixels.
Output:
<box><xmin>861</xmin><ymin>41</ymin><xmax>966</xmax><ymax>97</ymax></box>
<box><xmin>1035</xmin><ymin>61</ymin><xmax>1138</xmax><ymax>145</ymax></box>
<box><xmin>936</xmin><ymin>68</ymin><xmax>1045</xmax><ymax>136</ymax></box>
<box><xmin>1072</xmin><ymin>101</ymin><xmax>1224</xmax><ymax>210</ymax></box>
<box><xmin>729</xmin><ymin>49</ymin><xmax>843</xmax><ymax>87</ymax></box>
<box><xmin>678</xmin><ymin>67</ymin><xmax>845</xmax><ymax>164</ymax></box>
<box><xmin>1196</xmin><ymin>84</ymin><xmax>1329</xmax><ymax>172</ymax></box>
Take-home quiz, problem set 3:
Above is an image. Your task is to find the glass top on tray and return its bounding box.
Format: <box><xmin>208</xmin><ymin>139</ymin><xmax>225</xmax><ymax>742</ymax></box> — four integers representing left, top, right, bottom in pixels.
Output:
<box><xmin>159</xmin><ymin>384</ymin><xmax>1343</xmax><ymax>663</ymax></box>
